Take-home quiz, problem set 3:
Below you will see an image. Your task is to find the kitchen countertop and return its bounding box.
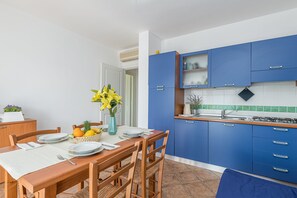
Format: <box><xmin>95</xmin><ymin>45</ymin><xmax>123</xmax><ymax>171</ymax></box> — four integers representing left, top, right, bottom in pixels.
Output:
<box><xmin>0</xmin><ymin>118</ymin><xmax>35</xmax><ymax>126</ymax></box>
<box><xmin>175</xmin><ymin>116</ymin><xmax>297</xmax><ymax>129</ymax></box>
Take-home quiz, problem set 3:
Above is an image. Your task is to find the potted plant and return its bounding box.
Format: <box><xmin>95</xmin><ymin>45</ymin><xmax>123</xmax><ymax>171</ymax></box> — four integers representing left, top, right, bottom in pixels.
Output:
<box><xmin>91</xmin><ymin>84</ymin><xmax>122</xmax><ymax>135</ymax></box>
<box><xmin>187</xmin><ymin>94</ymin><xmax>202</xmax><ymax>115</ymax></box>
<box><xmin>2</xmin><ymin>105</ymin><xmax>24</xmax><ymax>122</ymax></box>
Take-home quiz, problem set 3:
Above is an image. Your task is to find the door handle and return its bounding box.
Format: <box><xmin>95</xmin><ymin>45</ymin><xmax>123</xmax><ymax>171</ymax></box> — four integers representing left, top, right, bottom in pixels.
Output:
<box><xmin>224</xmin><ymin>83</ymin><xmax>235</xmax><ymax>87</ymax></box>
<box><xmin>223</xmin><ymin>123</ymin><xmax>234</xmax><ymax>127</ymax></box>
<box><xmin>273</xmin><ymin>167</ymin><xmax>288</xmax><ymax>173</ymax></box>
<box><xmin>273</xmin><ymin>153</ymin><xmax>289</xmax><ymax>159</ymax></box>
<box><xmin>269</xmin><ymin>66</ymin><xmax>283</xmax><ymax>70</ymax></box>
<box><xmin>273</xmin><ymin>128</ymin><xmax>288</xmax><ymax>132</ymax></box>
<box><xmin>272</xmin><ymin>140</ymin><xmax>288</xmax><ymax>146</ymax></box>
<box><xmin>185</xmin><ymin>121</ymin><xmax>194</xmax><ymax>124</ymax></box>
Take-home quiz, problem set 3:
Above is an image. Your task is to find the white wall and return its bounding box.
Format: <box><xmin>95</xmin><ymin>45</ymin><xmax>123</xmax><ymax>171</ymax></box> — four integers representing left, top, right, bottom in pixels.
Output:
<box><xmin>0</xmin><ymin>4</ymin><xmax>119</xmax><ymax>132</ymax></box>
<box><xmin>138</xmin><ymin>31</ymin><xmax>161</xmax><ymax>128</ymax></box>
<box><xmin>161</xmin><ymin>8</ymin><xmax>297</xmax><ymax>117</ymax></box>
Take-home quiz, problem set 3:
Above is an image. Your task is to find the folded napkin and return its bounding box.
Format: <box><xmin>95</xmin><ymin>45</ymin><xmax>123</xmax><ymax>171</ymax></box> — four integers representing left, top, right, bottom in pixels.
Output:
<box><xmin>100</xmin><ymin>142</ymin><xmax>120</xmax><ymax>150</ymax></box>
<box><xmin>17</xmin><ymin>142</ymin><xmax>42</xmax><ymax>150</ymax></box>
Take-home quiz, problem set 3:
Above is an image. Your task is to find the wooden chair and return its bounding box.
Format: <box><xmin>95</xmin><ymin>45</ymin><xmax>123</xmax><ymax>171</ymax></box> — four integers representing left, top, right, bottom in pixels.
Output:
<box><xmin>132</xmin><ymin>130</ymin><xmax>169</xmax><ymax>198</ymax></box>
<box><xmin>72</xmin><ymin>121</ymin><xmax>103</xmax><ymax>130</ymax></box>
<box><xmin>71</xmin><ymin>142</ymin><xmax>140</xmax><ymax>198</ymax></box>
<box><xmin>9</xmin><ymin>127</ymin><xmax>61</xmax><ymax>198</ymax></box>
<box><xmin>9</xmin><ymin>127</ymin><xmax>61</xmax><ymax>146</ymax></box>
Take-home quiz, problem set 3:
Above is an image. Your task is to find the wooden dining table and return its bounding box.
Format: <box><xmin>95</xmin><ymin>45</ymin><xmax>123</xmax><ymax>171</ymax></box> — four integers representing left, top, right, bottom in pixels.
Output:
<box><xmin>0</xmin><ymin>130</ymin><xmax>162</xmax><ymax>198</ymax></box>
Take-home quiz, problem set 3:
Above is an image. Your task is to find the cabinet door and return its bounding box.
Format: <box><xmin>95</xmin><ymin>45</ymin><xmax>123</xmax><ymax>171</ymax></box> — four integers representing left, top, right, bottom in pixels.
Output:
<box><xmin>148</xmin><ymin>87</ymin><xmax>175</xmax><ymax>155</ymax></box>
<box><xmin>209</xmin><ymin>122</ymin><xmax>252</xmax><ymax>173</ymax></box>
<box><xmin>175</xmin><ymin>119</ymin><xmax>208</xmax><ymax>162</ymax></box>
<box><xmin>149</xmin><ymin>51</ymin><xmax>176</xmax><ymax>88</ymax></box>
<box><xmin>252</xmin><ymin>35</ymin><xmax>297</xmax><ymax>71</ymax></box>
<box><xmin>211</xmin><ymin>43</ymin><xmax>251</xmax><ymax>87</ymax></box>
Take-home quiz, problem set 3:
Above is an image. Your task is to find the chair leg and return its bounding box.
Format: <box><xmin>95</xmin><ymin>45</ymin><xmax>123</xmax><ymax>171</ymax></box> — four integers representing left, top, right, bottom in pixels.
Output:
<box><xmin>77</xmin><ymin>182</ymin><xmax>84</xmax><ymax>191</ymax></box>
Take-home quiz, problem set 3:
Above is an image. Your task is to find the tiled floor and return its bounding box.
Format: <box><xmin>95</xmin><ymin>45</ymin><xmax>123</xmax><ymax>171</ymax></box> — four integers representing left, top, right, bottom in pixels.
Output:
<box><xmin>0</xmin><ymin>159</ymin><xmax>222</xmax><ymax>198</ymax></box>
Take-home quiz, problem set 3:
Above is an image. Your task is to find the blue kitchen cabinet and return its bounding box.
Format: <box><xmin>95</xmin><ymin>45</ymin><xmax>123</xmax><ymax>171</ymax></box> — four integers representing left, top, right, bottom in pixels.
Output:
<box><xmin>211</xmin><ymin>43</ymin><xmax>251</xmax><ymax>87</ymax></box>
<box><xmin>149</xmin><ymin>51</ymin><xmax>177</xmax><ymax>88</ymax></box>
<box><xmin>209</xmin><ymin>122</ymin><xmax>253</xmax><ymax>173</ymax></box>
<box><xmin>175</xmin><ymin>119</ymin><xmax>208</xmax><ymax>163</ymax></box>
<box><xmin>251</xmin><ymin>35</ymin><xmax>297</xmax><ymax>82</ymax></box>
<box><xmin>180</xmin><ymin>50</ymin><xmax>211</xmax><ymax>89</ymax></box>
<box><xmin>148</xmin><ymin>52</ymin><xmax>180</xmax><ymax>156</ymax></box>
<box><xmin>148</xmin><ymin>87</ymin><xmax>175</xmax><ymax>155</ymax></box>
<box><xmin>253</xmin><ymin>126</ymin><xmax>297</xmax><ymax>183</ymax></box>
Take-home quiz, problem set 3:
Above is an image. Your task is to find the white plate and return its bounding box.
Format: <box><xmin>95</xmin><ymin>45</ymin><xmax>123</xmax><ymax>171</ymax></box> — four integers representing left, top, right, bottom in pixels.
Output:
<box><xmin>123</xmin><ymin>129</ymin><xmax>144</xmax><ymax>137</ymax></box>
<box><xmin>39</xmin><ymin>133</ymin><xmax>68</xmax><ymax>141</ymax></box>
<box><xmin>68</xmin><ymin>142</ymin><xmax>102</xmax><ymax>154</ymax></box>
<box><xmin>68</xmin><ymin>146</ymin><xmax>104</xmax><ymax>157</ymax></box>
<box><xmin>37</xmin><ymin>136</ymin><xmax>69</xmax><ymax>144</ymax></box>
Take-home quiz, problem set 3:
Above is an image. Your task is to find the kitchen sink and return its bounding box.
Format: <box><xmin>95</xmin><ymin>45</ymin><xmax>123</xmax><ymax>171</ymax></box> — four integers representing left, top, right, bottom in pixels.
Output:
<box><xmin>222</xmin><ymin>117</ymin><xmax>247</xmax><ymax>121</ymax></box>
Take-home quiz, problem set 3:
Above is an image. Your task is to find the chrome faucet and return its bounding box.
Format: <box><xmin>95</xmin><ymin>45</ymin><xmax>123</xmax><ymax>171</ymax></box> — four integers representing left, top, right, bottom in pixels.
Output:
<box><xmin>221</xmin><ymin>109</ymin><xmax>226</xmax><ymax>119</ymax></box>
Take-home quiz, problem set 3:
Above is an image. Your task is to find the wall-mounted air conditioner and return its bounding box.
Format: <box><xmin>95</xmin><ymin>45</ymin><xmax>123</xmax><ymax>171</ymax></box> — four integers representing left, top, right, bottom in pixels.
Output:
<box><xmin>119</xmin><ymin>48</ymin><xmax>138</xmax><ymax>62</ymax></box>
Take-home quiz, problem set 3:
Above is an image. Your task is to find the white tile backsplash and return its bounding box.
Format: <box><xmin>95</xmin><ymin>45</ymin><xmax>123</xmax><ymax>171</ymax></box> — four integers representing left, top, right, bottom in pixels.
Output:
<box><xmin>187</xmin><ymin>81</ymin><xmax>297</xmax><ymax>112</ymax></box>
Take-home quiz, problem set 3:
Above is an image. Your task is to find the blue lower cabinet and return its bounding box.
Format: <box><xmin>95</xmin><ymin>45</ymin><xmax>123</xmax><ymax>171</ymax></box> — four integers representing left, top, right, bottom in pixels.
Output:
<box><xmin>148</xmin><ymin>87</ymin><xmax>175</xmax><ymax>155</ymax></box>
<box><xmin>175</xmin><ymin>119</ymin><xmax>208</xmax><ymax>163</ymax></box>
<box><xmin>209</xmin><ymin>122</ymin><xmax>253</xmax><ymax>173</ymax></box>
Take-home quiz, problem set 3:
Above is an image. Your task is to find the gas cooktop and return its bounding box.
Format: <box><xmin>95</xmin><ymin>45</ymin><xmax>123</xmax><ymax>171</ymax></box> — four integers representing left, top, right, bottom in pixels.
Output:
<box><xmin>252</xmin><ymin>116</ymin><xmax>297</xmax><ymax>124</ymax></box>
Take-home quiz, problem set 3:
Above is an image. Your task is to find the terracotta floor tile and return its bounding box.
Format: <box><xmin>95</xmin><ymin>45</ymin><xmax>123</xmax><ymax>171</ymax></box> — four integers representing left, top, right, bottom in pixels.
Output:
<box><xmin>204</xmin><ymin>179</ymin><xmax>221</xmax><ymax>194</ymax></box>
<box><xmin>162</xmin><ymin>184</ymin><xmax>191</xmax><ymax>198</ymax></box>
<box><xmin>162</xmin><ymin>173</ymin><xmax>182</xmax><ymax>187</ymax></box>
<box><xmin>194</xmin><ymin>168</ymin><xmax>221</xmax><ymax>181</ymax></box>
<box><xmin>184</xmin><ymin>181</ymin><xmax>216</xmax><ymax>197</ymax></box>
<box><xmin>176</xmin><ymin>171</ymin><xmax>200</xmax><ymax>184</ymax></box>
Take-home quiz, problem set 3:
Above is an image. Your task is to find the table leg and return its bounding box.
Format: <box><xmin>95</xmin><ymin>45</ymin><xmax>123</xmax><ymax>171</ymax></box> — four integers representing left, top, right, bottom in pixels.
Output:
<box><xmin>4</xmin><ymin>170</ymin><xmax>17</xmax><ymax>198</ymax></box>
<box><xmin>34</xmin><ymin>184</ymin><xmax>57</xmax><ymax>198</ymax></box>
<box><xmin>148</xmin><ymin>142</ymin><xmax>156</xmax><ymax>198</ymax></box>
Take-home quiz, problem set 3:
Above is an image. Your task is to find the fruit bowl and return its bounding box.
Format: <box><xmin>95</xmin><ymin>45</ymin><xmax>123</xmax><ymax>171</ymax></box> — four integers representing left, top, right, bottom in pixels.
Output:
<box><xmin>70</xmin><ymin>133</ymin><xmax>102</xmax><ymax>144</ymax></box>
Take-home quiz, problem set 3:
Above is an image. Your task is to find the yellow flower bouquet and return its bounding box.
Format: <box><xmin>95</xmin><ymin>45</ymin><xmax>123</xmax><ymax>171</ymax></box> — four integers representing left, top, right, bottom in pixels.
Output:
<box><xmin>91</xmin><ymin>84</ymin><xmax>122</xmax><ymax>135</ymax></box>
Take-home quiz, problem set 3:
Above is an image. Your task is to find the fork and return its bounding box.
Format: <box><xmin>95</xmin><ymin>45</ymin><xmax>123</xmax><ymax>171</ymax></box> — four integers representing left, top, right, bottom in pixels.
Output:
<box><xmin>57</xmin><ymin>154</ymin><xmax>76</xmax><ymax>165</ymax></box>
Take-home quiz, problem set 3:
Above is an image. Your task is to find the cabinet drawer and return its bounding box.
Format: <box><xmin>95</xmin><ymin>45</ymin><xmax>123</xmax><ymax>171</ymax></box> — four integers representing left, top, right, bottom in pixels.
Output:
<box><xmin>253</xmin><ymin>162</ymin><xmax>297</xmax><ymax>183</ymax></box>
<box><xmin>253</xmin><ymin>126</ymin><xmax>297</xmax><ymax>140</ymax></box>
<box><xmin>254</xmin><ymin>150</ymin><xmax>297</xmax><ymax>170</ymax></box>
<box><xmin>253</xmin><ymin>137</ymin><xmax>297</xmax><ymax>157</ymax></box>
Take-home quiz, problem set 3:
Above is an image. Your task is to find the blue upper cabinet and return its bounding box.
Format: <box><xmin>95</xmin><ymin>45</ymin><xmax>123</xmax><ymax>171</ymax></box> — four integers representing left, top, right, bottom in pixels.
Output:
<box><xmin>251</xmin><ymin>35</ymin><xmax>297</xmax><ymax>82</ymax></box>
<box><xmin>175</xmin><ymin>119</ymin><xmax>209</xmax><ymax>163</ymax></box>
<box><xmin>209</xmin><ymin>122</ymin><xmax>253</xmax><ymax>173</ymax></box>
<box><xmin>180</xmin><ymin>50</ymin><xmax>211</xmax><ymax>88</ymax></box>
<box><xmin>211</xmin><ymin>43</ymin><xmax>251</xmax><ymax>87</ymax></box>
<box><xmin>149</xmin><ymin>51</ymin><xmax>177</xmax><ymax>88</ymax></box>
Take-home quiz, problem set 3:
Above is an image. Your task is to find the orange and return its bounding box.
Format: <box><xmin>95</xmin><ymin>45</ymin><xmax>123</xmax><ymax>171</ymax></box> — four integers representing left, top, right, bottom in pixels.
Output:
<box><xmin>73</xmin><ymin>128</ymin><xmax>84</xmax><ymax>137</ymax></box>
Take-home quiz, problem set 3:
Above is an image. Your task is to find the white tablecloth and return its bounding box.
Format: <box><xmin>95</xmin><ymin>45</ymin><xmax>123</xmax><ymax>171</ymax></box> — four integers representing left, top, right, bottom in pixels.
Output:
<box><xmin>0</xmin><ymin>126</ymin><xmax>153</xmax><ymax>180</ymax></box>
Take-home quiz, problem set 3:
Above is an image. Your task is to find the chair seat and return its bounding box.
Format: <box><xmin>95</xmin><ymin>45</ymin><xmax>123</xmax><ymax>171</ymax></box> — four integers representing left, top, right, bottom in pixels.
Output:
<box><xmin>70</xmin><ymin>184</ymin><xmax>125</xmax><ymax>198</ymax></box>
<box><xmin>133</xmin><ymin>160</ymin><xmax>159</xmax><ymax>184</ymax></box>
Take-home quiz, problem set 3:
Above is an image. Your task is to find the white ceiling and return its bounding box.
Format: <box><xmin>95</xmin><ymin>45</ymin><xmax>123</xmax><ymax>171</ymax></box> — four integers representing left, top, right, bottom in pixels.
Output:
<box><xmin>1</xmin><ymin>0</ymin><xmax>297</xmax><ymax>50</ymax></box>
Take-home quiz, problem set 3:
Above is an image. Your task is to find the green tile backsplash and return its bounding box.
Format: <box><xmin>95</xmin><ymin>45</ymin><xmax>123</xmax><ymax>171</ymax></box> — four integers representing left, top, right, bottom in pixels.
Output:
<box><xmin>199</xmin><ymin>104</ymin><xmax>297</xmax><ymax>113</ymax></box>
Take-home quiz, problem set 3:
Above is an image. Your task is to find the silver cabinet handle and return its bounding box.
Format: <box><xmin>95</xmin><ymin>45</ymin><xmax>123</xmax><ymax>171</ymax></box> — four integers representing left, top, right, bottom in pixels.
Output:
<box><xmin>224</xmin><ymin>123</ymin><xmax>234</xmax><ymax>127</ymax></box>
<box><xmin>273</xmin><ymin>167</ymin><xmax>288</xmax><ymax>173</ymax></box>
<box><xmin>157</xmin><ymin>88</ymin><xmax>164</xmax><ymax>91</ymax></box>
<box><xmin>156</xmin><ymin>85</ymin><xmax>164</xmax><ymax>88</ymax></box>
<box><xmin>0</xmin><ymin>126</ymin><xmax>7</xmax><ymax>129</ymax></box>
<box><xmin>273</xmin><ymin>128</ymin><xmax>288</xmax><ymax>132</ymax></box>
<box><xmin>273</xmin><ymin>153</ymin><xmax>289</xmax><ymax>159</ymax></box>
<box><xmin>185</xmin><ymin>121</ymin><xmax>194</xmax><ymax>124</ymax></box>
<box><xmin>269</xmin><ymin>66</ymin><xmax>283</xmax><ymax>70</ymax></box>
<box><xmin>224</xmin><ymin>83</ymin><xmax>235</xmax><ymax>87</ymax></box>
<box><xmin>273</xmin><ymin>140</ymin><xmax>288</xmax><ymax>146</ymax></box>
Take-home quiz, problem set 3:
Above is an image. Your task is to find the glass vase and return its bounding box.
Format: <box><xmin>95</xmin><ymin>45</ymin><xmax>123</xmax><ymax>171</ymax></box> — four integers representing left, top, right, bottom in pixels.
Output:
<box><xmin>108</xmin><ymin>116</ymin><xmax>117</xmax><ymax>135</ymax></box>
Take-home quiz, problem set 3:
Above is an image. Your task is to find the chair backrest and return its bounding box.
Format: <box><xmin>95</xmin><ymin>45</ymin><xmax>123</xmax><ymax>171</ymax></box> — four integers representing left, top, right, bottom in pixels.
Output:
<box><xmin>141</xmin><ymin>130</ymin><xmax>169</xmax><ymax>198</ymax></box>
<box><xmin>9</xmin><ymin>127</ymin><xmax>61</xmax><ymax>146</ymax></box>
<box><xmin>72</xmin><ymin>121</ymin><xmax>103</xmax><ymax>130</ymax></box>
<box><xmin>89</xmin><ymin>142</ymin><xmax>140</xmax><ymax>198</ymax></box>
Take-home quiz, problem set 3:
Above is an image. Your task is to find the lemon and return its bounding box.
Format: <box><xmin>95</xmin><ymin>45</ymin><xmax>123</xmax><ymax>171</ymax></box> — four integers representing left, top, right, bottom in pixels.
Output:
<box><xmin>84</xmin><ymin>130</ymin><xmax>96</xmax><ymax>137</ymax></box>
<box><xmin>73</xmin><ymin>128</ymin><xmax>84</xmax><ymax>137</ymax></box>
<box><xmin>91</xmin><ymin>128</ymin><xmax>102</xmax><ymax>134</ymax></box>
